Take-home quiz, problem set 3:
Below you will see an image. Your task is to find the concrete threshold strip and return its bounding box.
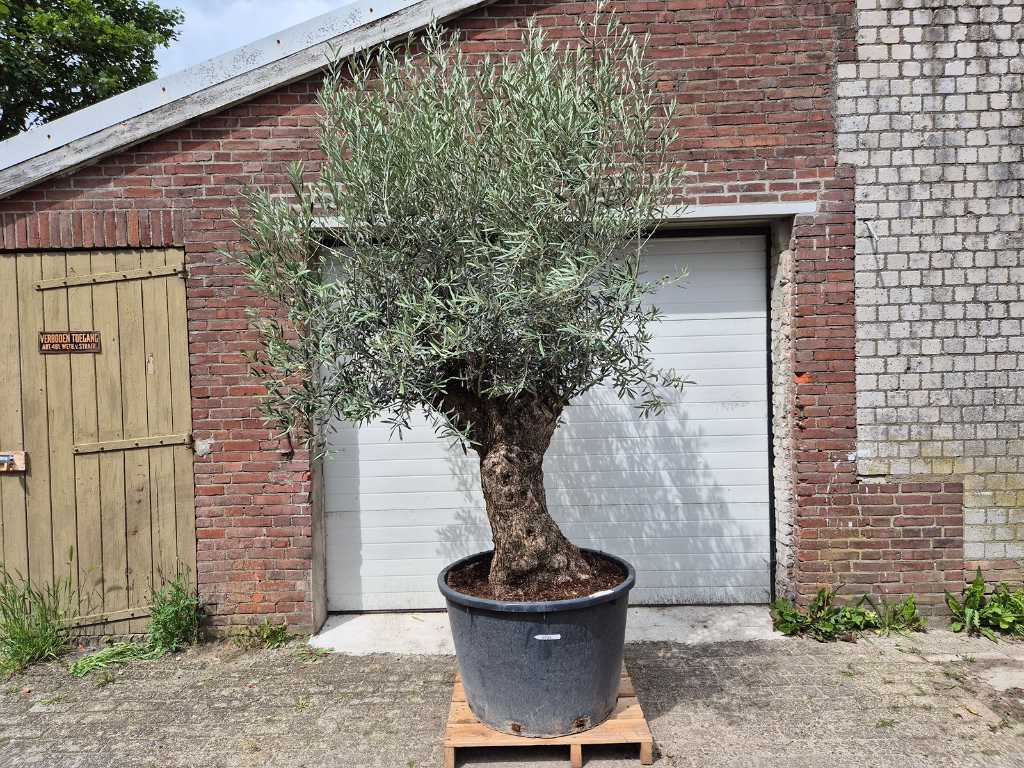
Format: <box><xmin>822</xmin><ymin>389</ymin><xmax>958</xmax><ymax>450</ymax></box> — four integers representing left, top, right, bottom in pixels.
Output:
<box><xmin>309</xmin><ymin>605</ymin><xmax>777</xmax><ymax>655</ymax></box>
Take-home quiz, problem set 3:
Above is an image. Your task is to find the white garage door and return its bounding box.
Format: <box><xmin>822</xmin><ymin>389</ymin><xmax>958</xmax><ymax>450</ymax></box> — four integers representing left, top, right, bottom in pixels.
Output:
<box><xmin>324</xmin><ymin>234</ymin><xmax>771</xmax><ymax>610</ymax></box>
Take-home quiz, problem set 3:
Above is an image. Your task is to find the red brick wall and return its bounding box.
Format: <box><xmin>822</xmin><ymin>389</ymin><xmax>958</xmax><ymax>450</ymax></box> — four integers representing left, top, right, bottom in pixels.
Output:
<box><xmin>797</xmin><ymin>479</ymin><xmax>965</xmax><ymax>612</ymax></box>
<box><xmin>1</xmin><ymin>0</ymin><xmax>946</xmax><ymax>629</ymax></box>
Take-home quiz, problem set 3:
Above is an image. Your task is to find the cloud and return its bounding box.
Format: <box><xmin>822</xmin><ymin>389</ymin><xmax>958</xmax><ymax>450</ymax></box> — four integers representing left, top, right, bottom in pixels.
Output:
<box><xmin>156</xmin><ymin>0</ymin><xmax>337</xmax><ymax>75</ymax></box>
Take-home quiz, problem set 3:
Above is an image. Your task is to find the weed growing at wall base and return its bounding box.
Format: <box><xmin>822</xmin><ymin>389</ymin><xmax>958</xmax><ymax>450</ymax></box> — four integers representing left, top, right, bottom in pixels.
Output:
<box><xmin>148</xmin><ymin>572</ymin><xmax>203</xmax><ymax>653</ymax></box>
<box><xmin>864</xmin><ymin>595</ymin><xmax>927</xmax><ymax>637</ymax></box>
<box><xmin>232</xmin><ymin>619</ymin><xmax>293</xmax><ymax>650</ymax></box>
<box><xmin>946</xmin><ymin>569</ymin><xmax>1024</xmax><ymax>641</ymax></box>
<box><xmin>771</xmin><ymin>588</ymin><xmax>925</xmax><ymax>642</ymax></box>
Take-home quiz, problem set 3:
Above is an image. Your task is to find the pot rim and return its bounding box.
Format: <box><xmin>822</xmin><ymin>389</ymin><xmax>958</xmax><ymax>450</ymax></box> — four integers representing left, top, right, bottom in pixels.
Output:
<box><xmin>438</xmin><ymin>548</ymin><xmax>636</xmax><ymax>613</ymax></box>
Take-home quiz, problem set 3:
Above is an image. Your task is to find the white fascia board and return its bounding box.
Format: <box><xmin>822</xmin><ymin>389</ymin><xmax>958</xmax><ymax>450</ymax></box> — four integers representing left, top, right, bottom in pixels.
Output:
<box><xmin>662</xmin><ymin>201</ymin><xmax>817</xmax><ymax>222</ymax></box>
<box><xmin>0</xmin><ymin>0</ymin><xmax>491</xmax><ymax>200</ymax></box>
<box><xmin>312</xmin><ymin>202</ymin><xmax>817</xmax><ymax>232</ymax></box>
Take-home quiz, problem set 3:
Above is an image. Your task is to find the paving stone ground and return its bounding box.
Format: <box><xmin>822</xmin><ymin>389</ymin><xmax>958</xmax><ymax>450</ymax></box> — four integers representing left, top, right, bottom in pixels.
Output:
<box><xmin>1</xmin><ymin>631</ymin><xmax>1022</xmax><ymax>768</ymax></box>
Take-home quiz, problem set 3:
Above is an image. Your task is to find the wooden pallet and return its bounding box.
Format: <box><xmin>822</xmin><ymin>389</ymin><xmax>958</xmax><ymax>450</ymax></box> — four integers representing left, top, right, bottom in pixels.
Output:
<box><xmin>443</xmin><ymin>668</ymin><xmax>654</xmax><ymax>768</ymax></box>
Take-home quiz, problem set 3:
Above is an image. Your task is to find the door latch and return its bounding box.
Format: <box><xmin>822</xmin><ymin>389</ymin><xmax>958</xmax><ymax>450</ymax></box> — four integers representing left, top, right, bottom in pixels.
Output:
<box><xmin>0</xmin><ymin>452</ymin><xmax>27</xmax><ymax>473</ymax></box>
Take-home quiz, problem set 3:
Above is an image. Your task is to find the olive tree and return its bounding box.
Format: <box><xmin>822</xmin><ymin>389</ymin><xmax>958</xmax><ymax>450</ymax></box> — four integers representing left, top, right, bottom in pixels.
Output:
<box><xmin>238</xmin><ymin>16</ymin><xmax>682</xmax><ymax>599</ymax></box>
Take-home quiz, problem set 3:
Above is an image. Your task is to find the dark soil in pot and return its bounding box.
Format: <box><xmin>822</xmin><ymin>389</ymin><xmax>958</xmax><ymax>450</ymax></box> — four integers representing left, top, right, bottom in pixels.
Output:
<box><xmin>439</xmin><ymin>548</ymin><xmax>635</xmax><ymax>738</ymax></box>
<box><xmin>445</xmin><ymin>551</ymin><xmax>626</xmax><ymax>602</ymax></box>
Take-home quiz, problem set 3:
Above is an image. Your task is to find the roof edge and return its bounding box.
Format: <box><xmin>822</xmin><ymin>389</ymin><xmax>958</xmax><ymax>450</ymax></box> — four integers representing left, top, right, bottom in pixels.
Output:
<box><xmin>0</xmin><ymin>0</ymin><xmax>491</xmax><ymax>200</ymax></box>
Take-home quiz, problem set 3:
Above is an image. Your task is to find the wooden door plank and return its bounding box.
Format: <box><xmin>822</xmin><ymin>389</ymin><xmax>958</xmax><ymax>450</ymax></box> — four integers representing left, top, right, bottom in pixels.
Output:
<box><xmin>141</xmin><ymin>250</ymin><xmax>177</xmax><ymax>586</ymax></box>
<box><xmin>115</xmin><ymin>250</ymin><xmax>154</xmax><ymax>633</ymax></box>
<box><xmin>91</xmin><ymin>250</ymin><xmax>130</xmax><ymax>635</ymax></box>
<box><xmin>66</xmin><ymin>251</ymin><xmax>103</xmax><ymax>624</ymax></box>
<box><xmin>16</xmin><ymin>253</ymin><xmax>54</xmax><ymax>585</ymax></box>
<box><xmin>0</xmin><ymin>254</ymin><xmax>28</xmax><ymax>575</ymax></box>
<box><xmin>165</xmin><ymin>248</ymin><xmax>196</xmax><ymax>575</ymax></box>
<box><xmin>41</xmin><ymin>253</ymin><xmax>78</xmax><ymax>593</ymax></box>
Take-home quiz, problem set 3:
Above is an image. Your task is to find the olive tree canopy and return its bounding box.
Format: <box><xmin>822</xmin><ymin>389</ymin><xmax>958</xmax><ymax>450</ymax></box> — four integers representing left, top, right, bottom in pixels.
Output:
<box><xmin>238</xmin><ymin>16</ymin><xmax>683</xmax><ymax>598</ymax></box>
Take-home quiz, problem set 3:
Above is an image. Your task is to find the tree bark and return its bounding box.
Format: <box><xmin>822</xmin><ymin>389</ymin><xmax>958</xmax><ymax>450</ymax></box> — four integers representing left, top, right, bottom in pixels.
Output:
<box><xmin>473</xmin><ymin>394</ymin><xmax>593</xmax><ymax>599</ymax></box>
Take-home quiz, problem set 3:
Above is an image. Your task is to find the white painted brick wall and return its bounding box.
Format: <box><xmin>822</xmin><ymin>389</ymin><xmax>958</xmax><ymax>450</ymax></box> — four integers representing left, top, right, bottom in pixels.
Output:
<box><xmin>840</xmin><ymin>0</ymin><xmax>1024</xmax><ymax>562</ymax></box>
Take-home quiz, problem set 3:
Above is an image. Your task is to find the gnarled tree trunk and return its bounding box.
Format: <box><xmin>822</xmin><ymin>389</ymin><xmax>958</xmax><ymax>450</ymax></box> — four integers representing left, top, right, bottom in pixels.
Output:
<box><xmin>473</xmin><ymin>395</ymin><xmax>593</xmax><ymax>599</ymax></box>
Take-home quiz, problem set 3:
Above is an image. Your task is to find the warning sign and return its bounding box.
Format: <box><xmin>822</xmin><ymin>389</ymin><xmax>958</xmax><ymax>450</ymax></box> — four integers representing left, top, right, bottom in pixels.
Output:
<box><xmin>39</xmin><ymin>331</ymin><xmax>102</xmax><ymax>354</ymax></box>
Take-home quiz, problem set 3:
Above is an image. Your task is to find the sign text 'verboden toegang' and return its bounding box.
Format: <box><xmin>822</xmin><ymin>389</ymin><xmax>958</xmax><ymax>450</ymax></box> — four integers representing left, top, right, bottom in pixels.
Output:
<box><xmin>39</xmin><ymin>331</ymin><xmax>102</xmax><ymax>354</ymax></box>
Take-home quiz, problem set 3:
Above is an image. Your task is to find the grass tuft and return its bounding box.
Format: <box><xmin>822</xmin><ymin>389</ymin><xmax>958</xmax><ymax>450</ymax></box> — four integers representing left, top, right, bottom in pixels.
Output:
<box><xmin>70</xmin><ymin>570</ymin><xmax>203</xmax><ymax>677</ymax></box>
<box><xmin>0</xmin><ymin>568</ymin><xmax>74</xmax><ymax>677</ymax></box>
<box><xmin>233</xmin><ymin>619</ymin><xmax>293</xmax><ymax>650</ymax></box>
<box><xmin>148</xmin><ymin>571</ymin><xmax>203</xmax><ymax>654</ymax></box>
<box><xmin>68</xmin><ymin>641</ymin><xmax>159</xmax><ymax>678</ymax></box>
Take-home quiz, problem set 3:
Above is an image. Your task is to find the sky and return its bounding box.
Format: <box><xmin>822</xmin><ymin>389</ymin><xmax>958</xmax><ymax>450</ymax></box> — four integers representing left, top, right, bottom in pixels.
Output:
<box><xmin>155</xmin><ymin>0</ymin><xmax>338</xmax><ymax>76</ymax></box>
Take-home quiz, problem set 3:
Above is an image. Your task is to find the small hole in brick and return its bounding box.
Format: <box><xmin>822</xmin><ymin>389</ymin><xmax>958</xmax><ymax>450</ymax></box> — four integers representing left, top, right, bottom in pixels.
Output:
<box><xmin>509</xmin><ymin>722</ymin><xmax>521</xmax><ymax>734</ymax></box>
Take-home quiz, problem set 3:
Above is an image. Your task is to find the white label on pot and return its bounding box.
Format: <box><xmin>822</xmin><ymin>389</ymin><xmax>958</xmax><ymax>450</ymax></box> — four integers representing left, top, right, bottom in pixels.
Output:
<box><xmin>533</xmin><ymin>634</ymin><xmax>561</xmax><ymax>640</ymax></box>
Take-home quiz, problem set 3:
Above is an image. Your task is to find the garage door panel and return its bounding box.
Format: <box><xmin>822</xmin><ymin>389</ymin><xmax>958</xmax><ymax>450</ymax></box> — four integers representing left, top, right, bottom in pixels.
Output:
<box><xmin>656</xmin><ymin>305</ymin><xmax>763</xmax><ymax>320</ymax></box>
<box><xmin>647</xmin><ymin>332</ymin><xmax>764</xmax><ymax>354</ymax></box>
<box><xmin>349</xmin><ymin>434</ymin><xmax>768</xmax><ymax>463</ymax></box>
<box><xmin>344</xmin><ymin>390</ymin><xmax>766</xmax><ymax>430</ymax></box>
<box><xmin>349</xmin><ymin>468</ymin><xmax>766</xmax><ymax>496</ymax></box>
<box><xmin>346</xmin><ymin>518</ymin><xmax>768</xmax><ymax>545</ymax></box>
<box><xmin>327</xmin><ymin>448</ymin><xmax>768</xmax><ymax>479</ymax></box>
<box><xmin>335</xmin><ymin>518</ymin><xmax>770</xmax><ymax>545</ymax></box>
<box><xmin>330</xmin><ymin>502</ymin><xmax>769</xmax><ymax>530</ymax></box>
<box><xmin>333</xmin><ymin>551</ymin><xmax>771</xmax><ymax>578</ymax></box>
<box><xmin>325</xmin><ymin>235</ymin><xmax>771</xmax><ymax>610</ymax></box>
<box><xmin>337</xmin><ymin>414</ymin><xmax>768</xmax><ymax>451</ymax></box>
<box><xmin>552</xmin><ymin>417</ymin><xmax>766</xmax><ymax>440</ymax></box>
<box><xmin>630</xmin><ymin>351</ymin><xmax>766</xmax><ymax>371</ymax></box>
<box><xmin>327</xmin><ymin>481</ymin><xmax>770</xmax><ymax>512</ymax></box>
<box><xmin>342</xmin><ymin>400</ymin><xmax>767</xmax><ymax>444</ymax></box>
<box><xmin>325</xmin><ymin>586</ymin><xmax>773</xmax><ymax>611</ymax></box>
<box><xmin>329</xmin><ymin>539</ymin><xmax>490</xmax><ymax>563</ymax></box>
<box><xmin>576</xmin><ymin>378</ymin><xmax>765</xmax><ymax>399</ymax></box>
<box><xmin>335</xmin><ymin>533</ymin><xmax>769</xmax><ymax>562</ymax></box>
<box><xmin>655</xmin><ymin>317</ymin><xmax>764</xmax><ymax>337</ymax></box>
<box><xmin>351</xmin><ymin>567</ymin><xmax>769</xmax><ymax>596</ymax></box>
<box><xmin>328</xmin><ymin>552</ymin><xmax>771</xmax><ymax>586</ymax></box>
<box><xmin>328</xmin><ymin>591</ymin><xmax>447</xmax><ymax>611</ymax></box>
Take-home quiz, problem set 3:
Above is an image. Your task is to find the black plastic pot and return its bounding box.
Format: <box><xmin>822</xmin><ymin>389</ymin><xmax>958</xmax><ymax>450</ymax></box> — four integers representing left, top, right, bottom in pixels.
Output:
<box><xmin>438</xmin><ymin>549</ymin><xmax>636</xmax><ymax>737</ymax></box>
